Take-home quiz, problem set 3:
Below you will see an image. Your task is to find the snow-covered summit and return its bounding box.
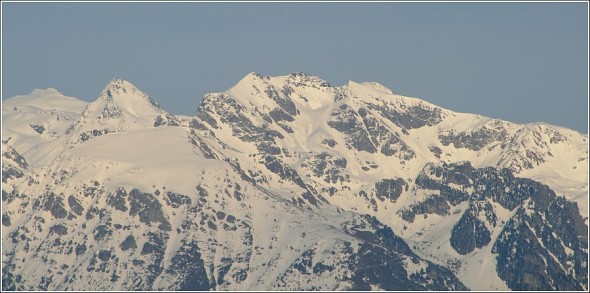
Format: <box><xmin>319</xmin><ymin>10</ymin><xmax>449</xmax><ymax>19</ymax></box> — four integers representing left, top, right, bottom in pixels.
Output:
<box><xmin>30</xmin><ymin>88</ymin><xmax>63</xmax><ymax>96</ymax></box>
<box><xmin>213</xmin><ymin>72</ymin><xmax>337</xmax><ymax>111</ymax></box>
<box><xmin>89</xmin><ymin>78</ymin><xmax>164</xmax><ymax>119</ymax></box>
<box><xmin>3</xmin><ymin>88</ymin><xmax>88</xmax><ymax>113</ymax></box>
<box><xmin>60</xmin><ymin>79</ymin><xmax>167</xmax><ymax>145</ymax></box>
<box><xmin>232</xmin><ymin>71</ymin><xmax>331</xmax><ymax>88</ymax></box>
<box><xmin>343</xmin><ymin>80</ymin><xmax>395</xmax><ymax>96</ymax></box>
<box><xmin>284</xmin><ymin>72</ymin><xmax>332</xmax><ymax>88</ymax></box>
<box><xmin>96</xmin><ymin>78</ymin><xmax>163</xmax><ymax>116</ymax></box>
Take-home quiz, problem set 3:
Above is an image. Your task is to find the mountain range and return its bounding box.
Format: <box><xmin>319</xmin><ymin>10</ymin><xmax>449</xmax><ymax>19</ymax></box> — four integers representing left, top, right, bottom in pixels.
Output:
<box><xmin>2</xmin><ymin>72</ymin><xmax>588</xmax><ymax>290</ymax></box>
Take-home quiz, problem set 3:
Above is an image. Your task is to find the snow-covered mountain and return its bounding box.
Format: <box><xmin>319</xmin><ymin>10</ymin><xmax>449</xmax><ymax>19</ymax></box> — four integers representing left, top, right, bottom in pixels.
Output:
<box><xmin>2</xmin><ymin>73</ymin><xmax>588</xmax><ymax>291</ymax></box>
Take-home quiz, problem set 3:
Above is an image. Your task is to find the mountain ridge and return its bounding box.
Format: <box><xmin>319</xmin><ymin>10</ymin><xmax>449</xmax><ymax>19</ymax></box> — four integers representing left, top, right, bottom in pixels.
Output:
<box><xmin>6</xmin><ymin>73</ymin><xmax>589</xmax><ymax>136</ymax></box>
<box><xmin>2</xmin><ymin>72</ymin><xmax>588</xmax><ymax>291</ymax></box>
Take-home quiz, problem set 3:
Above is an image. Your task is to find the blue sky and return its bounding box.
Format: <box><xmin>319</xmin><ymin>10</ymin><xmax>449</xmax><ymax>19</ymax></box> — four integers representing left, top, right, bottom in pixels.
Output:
<box><xmin>2</xmin><ymin>2</ymin><xmax>588</xmax><ymax>133</ymax></box>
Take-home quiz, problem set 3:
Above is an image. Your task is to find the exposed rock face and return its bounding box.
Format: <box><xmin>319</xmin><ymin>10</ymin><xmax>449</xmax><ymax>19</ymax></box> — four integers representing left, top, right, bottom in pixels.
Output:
<box><xmin>328</xmin><ymin>104</ymin><xmax>377</xmax><ymax>154</ymax></box>
<box><xmin>366</xmin><ymin>102</ymin><xmax>445</xmax><ymax>130</ymax></box>
<box><xmin>399</xmin><ymin>161</ymin><xmax>588</xmax><ymax>290</ymax></box>
<box><xmin>374</xmin><ymin>178</ymin><xmax>407</xmax><ymax>203</ymax></box>
<box><xmin>438</xmin><ymin>120</ymin><xmax>509</xmax><ymax>151</ymax></box>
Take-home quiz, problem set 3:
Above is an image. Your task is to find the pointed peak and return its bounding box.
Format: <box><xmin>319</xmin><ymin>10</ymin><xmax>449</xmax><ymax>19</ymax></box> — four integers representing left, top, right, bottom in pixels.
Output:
<box><xmin>94</xmin><ymin>78</ymin><xmax>164</xmax><ymax>115</ymax></box>
<box><xmin>107</xmin><ymin>78</ymin><xmax>126</xmax><ymax>85</ymax></box>
<box><xmin>99</xmin><ymin>78</ymin><xmax>150</xmax><ymax>101</ymax></box>
<box><xmin>246</xmin><ymin>71</ymin><xmax>264</xmax><ymax>79</ymax></box>
<box><xmin>235</xmin><ymin>72</ymin><xmax>266</xmax><ymax>85</ymax></box>
<box><xmin>100</xmin><ymin>78</ymin><xmax>141</xmax><ymax>99</ymax></box>
<box><xmin>106</xmin><ymin>78</ymin><xmax>133</xmax><ymax>86</ymax></box>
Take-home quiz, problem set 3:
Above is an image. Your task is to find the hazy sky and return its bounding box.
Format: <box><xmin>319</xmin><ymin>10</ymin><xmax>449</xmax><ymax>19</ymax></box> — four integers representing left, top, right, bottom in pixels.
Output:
<box><xmin>2</xmin><ymin>2</ymin><xmax>588</xmax><ymax>133</ymax></box>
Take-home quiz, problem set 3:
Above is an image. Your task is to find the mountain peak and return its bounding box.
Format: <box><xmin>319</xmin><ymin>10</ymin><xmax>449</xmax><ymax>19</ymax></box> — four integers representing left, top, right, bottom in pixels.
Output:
<box><xmin>64</xmin><ymin>78</ymin><xmax>167</xmax><ymax>141</ymax></box>
<box><xmin>285</xmin><ymin>72</ymin><xmax>331</xmax><ymax>88</ymax></box>
<box><xmin>4</xmin><ymin>88</ymin><xmax>88</xmax><ymax>114</ymax></box>
<box><xmin>232</xmin><ymin>72</ymin><xmax>266</xmax><ymax>87</ymax></box>
<box><xmin>101</xmin><ymin>78</ymin><xmax>142</xmax><ymax>99</ymax></box>
<box><xmin>96</xmin><ymin>78</ymin><xmax>163</xmax><ymax>113</ymax></box>
<box><xmin>344</xmin><ymin>80</ymin><xmax>395</xmax><ymax>96</ymax></box>
<box><xmin>232</xmin><ymin>72</ymin><xmax>331</xmax><ymax>90</ymax></box>
<box><xmin>246</xmin><ymin>71</ymin><xmax>264</xmax><ymax>79</ymax></box>
<box><xmin>105</xmin><ymin>78</ymin><xmax>129</xmax><ymax>88</ymax></box>
<box><xmin>30</xmin><ymin>88</ymin><xmax>64</xmax><ymax>96</ymax></box>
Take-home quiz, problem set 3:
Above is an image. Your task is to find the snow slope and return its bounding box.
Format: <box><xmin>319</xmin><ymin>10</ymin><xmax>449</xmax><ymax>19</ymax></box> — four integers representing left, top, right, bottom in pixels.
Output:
<box><xmin>2</xmin><ymin>89</ymin><xmax>88</xmax><ymax>167</ymax></box>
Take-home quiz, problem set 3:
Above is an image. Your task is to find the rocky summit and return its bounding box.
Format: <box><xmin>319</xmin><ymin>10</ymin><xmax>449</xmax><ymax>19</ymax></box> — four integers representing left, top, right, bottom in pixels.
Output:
<box><xmin>2</xmin><ymin>72</ymin><xmax>588</xmax><ymax>290</ymax></box>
